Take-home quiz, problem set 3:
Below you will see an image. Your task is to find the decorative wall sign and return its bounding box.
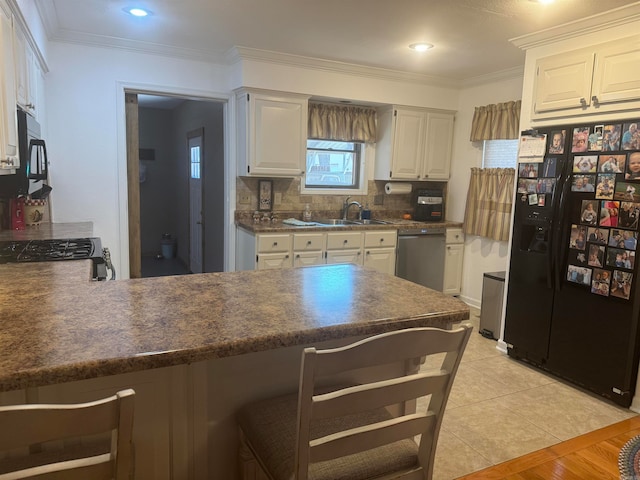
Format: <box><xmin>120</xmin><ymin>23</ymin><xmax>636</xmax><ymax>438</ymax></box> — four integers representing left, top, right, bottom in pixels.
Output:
<box><xmin>258</xmin><ymin>180</ymin><xmax>273</xmax><ymax>211</ymax></box>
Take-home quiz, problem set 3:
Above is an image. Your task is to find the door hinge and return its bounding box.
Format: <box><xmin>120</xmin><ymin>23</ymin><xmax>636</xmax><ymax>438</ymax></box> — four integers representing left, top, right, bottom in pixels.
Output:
<box><xmin>247</xmin><ymin>166</ymin><xmax>250</xmax><ymax>174</ymax></box>
<box><xmin>389</xmin><ymin>171</ymin><xmax>392</xmax><ymax>177</ymax></box>
<box><xmin>393</xmin><ymin>110</ymin><xmax>397</xmax><ymax>117</ymax></box>
<box><xmin>256</xmin><ymin>255</ymin><xmax>259</xmax><ymax>263</ymax></box>
<box><xmin>247</xmin><ymin>93</ymin><xmax>250</xmax><ymax>102</ymax></box>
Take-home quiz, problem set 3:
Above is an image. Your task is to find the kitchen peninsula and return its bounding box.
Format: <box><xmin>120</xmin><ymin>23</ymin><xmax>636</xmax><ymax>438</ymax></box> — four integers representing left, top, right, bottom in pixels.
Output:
<box><xmin>0</xmin><ymin>261</ymin><xmax>469</xmax><ymax>479</ymax></box>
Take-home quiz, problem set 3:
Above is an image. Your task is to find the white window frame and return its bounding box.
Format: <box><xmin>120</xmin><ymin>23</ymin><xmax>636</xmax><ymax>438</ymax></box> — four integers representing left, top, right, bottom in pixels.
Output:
<box><xmin>301</xmin><ymin>142</ymin><xmax>370</xmax><ymax>196</ymax></box>
<box><xmin>482</xmin><ymin>139</ymin><xmax>519</xmax><ymax>169</ymax></box>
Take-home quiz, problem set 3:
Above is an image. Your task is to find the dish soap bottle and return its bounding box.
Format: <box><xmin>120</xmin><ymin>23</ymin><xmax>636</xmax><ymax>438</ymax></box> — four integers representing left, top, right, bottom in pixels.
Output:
<box><xmin>362</xmin><ymin>204</ymin><xmax>371</xmax><ymax>220</ymax></box>
<box><xmin>303</xmin><ymin>203</ymin><xmax>312</xmax><ymax>222</ymax></box>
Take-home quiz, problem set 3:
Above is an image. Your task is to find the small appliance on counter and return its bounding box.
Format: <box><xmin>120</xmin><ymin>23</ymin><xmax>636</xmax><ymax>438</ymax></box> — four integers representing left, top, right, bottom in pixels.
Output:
<box><xmin>413</xmin><ymin>189</ymin><xmax>443</xmax><ymax>222</ymax></box>
<box><xmin>0</xmin><ymin>108</ymin><xmax>50</xmax><ymax>200</ymax></box>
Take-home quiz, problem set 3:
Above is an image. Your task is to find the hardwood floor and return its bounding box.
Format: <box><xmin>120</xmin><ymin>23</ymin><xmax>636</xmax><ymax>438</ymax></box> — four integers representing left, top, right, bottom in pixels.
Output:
<box><xmin>457</xmin><ymin>415</ymin><xmax>640</xmax><ymax>479</ymax></box>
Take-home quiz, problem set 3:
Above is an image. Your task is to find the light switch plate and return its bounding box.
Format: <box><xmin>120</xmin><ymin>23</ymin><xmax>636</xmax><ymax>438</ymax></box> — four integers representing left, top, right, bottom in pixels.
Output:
<box><xmin>239</xmin><ymin>194</ymin><xmax>251</xmax><ymax>204</ymax></box>
<box><xmin>274</xmin><ymin>192</ymin><xmax>282</xmax><ymax>205</ymax></box>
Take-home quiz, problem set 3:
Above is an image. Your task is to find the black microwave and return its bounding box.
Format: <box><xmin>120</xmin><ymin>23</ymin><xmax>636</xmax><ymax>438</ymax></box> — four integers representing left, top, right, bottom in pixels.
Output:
<box><xmin>0</xmin><ymin>108</ymin><xmax>48</xmax><ymax>199</ymax></box>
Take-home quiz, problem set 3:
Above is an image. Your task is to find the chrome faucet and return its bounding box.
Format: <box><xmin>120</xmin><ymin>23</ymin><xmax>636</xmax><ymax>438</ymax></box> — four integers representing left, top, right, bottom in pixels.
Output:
<box><xmin>342</xmin><ymin>196</ymin><xmax>363</xmax><ymax>220</ymax></box>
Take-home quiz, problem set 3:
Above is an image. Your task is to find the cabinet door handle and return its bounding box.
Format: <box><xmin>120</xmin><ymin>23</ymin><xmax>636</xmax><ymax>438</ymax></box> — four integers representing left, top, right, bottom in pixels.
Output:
<box><xmin>591</xmin><ymin>95</ymin><xmax>600</xmax><ymax>107</ymax></box>
<box><xmin>580</xmin><ymin>97</ymin><xmax>587</xmax><ymax>107</ymax></box>
<box><xmin>285</xmin><ymin>255</ymin><xmax>289</xmax><ymax>259</ymax></box>
<box><xmin>343</xmin><ymin>240</ymin><xmax>348</xmax><ymax>244</ymax></box>
<box><xmin>296</xmin><ymin>254</ymin><xmax>300</xmax><ymax>258</ymax></box>
<box><xmin>307</xmin><ymin>240</ymin><xmax>312</xmax><ymax>245</ymax></box>
<box><xmin>273</xmin><ymin>242</ymin><xmax>278</xmax><ymax>246</ymax></box>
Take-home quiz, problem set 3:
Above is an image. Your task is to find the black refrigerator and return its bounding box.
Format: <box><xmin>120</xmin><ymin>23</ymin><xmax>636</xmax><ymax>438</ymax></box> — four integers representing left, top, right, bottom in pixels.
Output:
<box><xmin>504</xmin><ymin>119</ymin><xmax>640</xmax><ymax>408</ymax></box>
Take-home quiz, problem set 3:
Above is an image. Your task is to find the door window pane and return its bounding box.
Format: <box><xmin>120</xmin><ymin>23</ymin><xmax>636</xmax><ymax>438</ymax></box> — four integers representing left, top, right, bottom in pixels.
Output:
<box><xmin>190</xmin><ymin>145</ymin><xmax>201</xmax><ymax>179</ymax></box>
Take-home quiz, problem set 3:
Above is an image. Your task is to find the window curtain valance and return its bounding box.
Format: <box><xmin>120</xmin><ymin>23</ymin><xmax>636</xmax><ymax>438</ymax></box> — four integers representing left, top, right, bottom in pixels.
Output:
<box><xmin>308</xmin><ymin>103</ymin><xmax>377</xmax><ymax>143</ymax></box>
<box><xmin>463</xmin><ymin>167</ymin><xmax>515</xmax><ymax>242</ymax></box>
<box><xmin>469</xmin><ymin>100</ymin><xmax>521</xmax><ymax>141</ymax></box>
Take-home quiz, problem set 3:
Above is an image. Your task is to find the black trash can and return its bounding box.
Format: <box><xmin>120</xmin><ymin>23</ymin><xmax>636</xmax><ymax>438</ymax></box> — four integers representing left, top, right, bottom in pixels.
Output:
<box><xmin>480</xmin><ymin>271</ymin><xmax>506</xmax><ymax>340</ymax></box>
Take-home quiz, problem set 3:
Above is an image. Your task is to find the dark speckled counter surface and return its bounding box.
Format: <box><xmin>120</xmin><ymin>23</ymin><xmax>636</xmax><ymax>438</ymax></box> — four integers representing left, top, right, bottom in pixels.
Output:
<box><xmin>237</xmin><ymin>218</ymin><xmax>463</xmax><ymax>233</ymax></box>
<box><xmin>0</xmin><ymin>261</ymin><xmax>469</xmax><ymax>392</ymax></box>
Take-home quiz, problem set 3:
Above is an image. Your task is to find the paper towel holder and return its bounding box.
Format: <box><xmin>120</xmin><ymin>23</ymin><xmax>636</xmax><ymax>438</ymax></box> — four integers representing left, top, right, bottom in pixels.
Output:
<box><xmin>384</xmin><ymin>182</ymin><xmax>413</xmax><ymax>195</ymax></box>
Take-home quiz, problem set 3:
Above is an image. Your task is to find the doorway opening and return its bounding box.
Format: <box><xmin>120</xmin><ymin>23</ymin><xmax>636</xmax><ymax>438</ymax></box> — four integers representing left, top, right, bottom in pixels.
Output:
<box><xmin>125</xmin><ymin>93</ymin><xmax>226</xmax><ymax>278</ymax></box>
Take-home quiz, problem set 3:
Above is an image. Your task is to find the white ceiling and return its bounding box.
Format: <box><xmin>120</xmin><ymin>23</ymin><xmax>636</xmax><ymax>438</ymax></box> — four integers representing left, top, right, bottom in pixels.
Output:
<box><xmin>36</xmin><ymin>0</ymin><xmax>638</xmax><ymax>82</ymax></box>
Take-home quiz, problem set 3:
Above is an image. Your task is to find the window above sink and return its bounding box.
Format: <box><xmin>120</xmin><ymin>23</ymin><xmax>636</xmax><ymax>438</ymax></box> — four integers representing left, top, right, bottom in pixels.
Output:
<box><xmin>301</xmin><ymin>140</ymin><xmax>369</xmax><ymax>196</ymax></box>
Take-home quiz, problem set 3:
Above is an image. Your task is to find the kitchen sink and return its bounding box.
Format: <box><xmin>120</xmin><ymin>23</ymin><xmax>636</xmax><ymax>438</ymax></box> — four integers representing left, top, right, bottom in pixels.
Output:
<box><xmin>352</xmin><ymin>219</ymin><xmax>392</xmax><ymax>225</ymax></box>
<box><xmin>313</xmin><ymin>218</ymin><xmax>358</xmax><ymax>225</ymax></box>
<box><xmin>313</xmin><ymin>218</ymin><xmax>392</xmax><ymax>226</ymax></box>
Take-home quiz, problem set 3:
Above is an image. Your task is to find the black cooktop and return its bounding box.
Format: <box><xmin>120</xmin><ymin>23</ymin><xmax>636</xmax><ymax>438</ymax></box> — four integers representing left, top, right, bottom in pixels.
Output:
<box><xmin>0</xmin><ymin>238</ymin><xmax>101</xmax><ymax>264</ymax></box>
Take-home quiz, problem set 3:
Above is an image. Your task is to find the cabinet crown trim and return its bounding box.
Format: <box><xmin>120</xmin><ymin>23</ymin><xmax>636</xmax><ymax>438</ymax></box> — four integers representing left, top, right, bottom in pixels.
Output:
<box><xmin>510</xmin><ymin>5</ymin><xmax>640</xmax><ymax>50</ymax></box>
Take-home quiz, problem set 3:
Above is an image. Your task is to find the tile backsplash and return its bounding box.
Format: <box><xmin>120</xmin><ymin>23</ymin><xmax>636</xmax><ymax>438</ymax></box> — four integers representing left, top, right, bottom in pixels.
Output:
<box><xmin>235</xmin><ymin>177</ymin><xmax>447</xmax><ymax>220</ymax></box>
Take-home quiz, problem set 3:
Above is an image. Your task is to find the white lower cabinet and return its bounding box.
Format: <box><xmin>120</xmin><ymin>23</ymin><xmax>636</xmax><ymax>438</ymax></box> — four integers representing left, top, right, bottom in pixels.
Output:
<box><xmin>257</xmin><ymin>252</ymin><xmax>292</xmax><ymax>269</ymax></box>
<box><xmin>326</xmin><ymin>249</ymin><xmax>362</xmax><ymax>265</ymax></box>
<box><xmin>443</xmin><ymin>228</ymin><xmax>464</xmax><ymax>295</ymax></box>
<box><xmin>237</xmin><ymin>228</ymin><xmax>397</xmax><ymax>273</ymax></box>
<box><xmin>293</xmin><ymin>233</ymin><xmax>324</xmax><ymax>267</ymax></box>
<box><xmin>364</xmin><ymin>247</ymin><xmax>396</xmax><ymax>274</ymax></box>
<box><xmin>325</xmin><ymin>231</ymin><xmax>363</xmax><ymax>265</ymax></box>
<box><xmin>363</xmin><ymin>230</ymin><xmax>398</xmax><ymax>275</ymax></box>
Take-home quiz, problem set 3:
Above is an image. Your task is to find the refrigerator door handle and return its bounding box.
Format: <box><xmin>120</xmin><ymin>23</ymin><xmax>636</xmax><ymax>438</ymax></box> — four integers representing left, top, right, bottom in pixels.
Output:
<box><xmin>552</xmin><ymin>159</ymin><xmax>572</xmax><ymax>291</ymax></box>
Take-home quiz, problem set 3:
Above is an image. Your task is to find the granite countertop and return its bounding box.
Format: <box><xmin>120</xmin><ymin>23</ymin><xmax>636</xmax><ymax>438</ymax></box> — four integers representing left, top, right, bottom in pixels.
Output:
<box><xmin>237</xmin><ymin>218</ymin><xmax>463</xmax><ymax>233</ymax></box>
<box><xmin>0</xmin><ymin>262</ymin><xmax>469</xmax><ymax>392</ymax></box>
<box><xmin>0</xmin><ymin>222</ymin><xmax>94</xmax><ymax>241</ymax></box>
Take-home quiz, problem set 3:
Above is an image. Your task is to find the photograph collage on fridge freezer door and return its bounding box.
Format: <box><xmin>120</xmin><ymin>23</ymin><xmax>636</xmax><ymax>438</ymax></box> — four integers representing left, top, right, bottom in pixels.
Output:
<box><xmin>566</xmin><ymin>120</ymin><xmax>640</xmax><ymax>300</ymax></box>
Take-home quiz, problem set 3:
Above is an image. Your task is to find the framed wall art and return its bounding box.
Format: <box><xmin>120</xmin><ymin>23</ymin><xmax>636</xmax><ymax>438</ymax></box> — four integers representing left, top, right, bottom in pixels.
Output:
<box><xmin>258</xmin><ymin>179</ymin><xmax>273</xmax><ymax>211</ymax></box>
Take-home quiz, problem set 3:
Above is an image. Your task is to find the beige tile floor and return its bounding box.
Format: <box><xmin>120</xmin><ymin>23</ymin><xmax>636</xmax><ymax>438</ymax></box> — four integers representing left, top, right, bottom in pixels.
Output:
<box><xmin>429</xmin><ymin>307</ymin><xmax>637</xmax><ymax>480</ymax></box>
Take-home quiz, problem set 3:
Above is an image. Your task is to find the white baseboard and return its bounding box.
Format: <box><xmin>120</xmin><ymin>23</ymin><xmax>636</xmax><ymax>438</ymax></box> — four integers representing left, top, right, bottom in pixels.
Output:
<box><xmin>459</xmin><ymin>294</ymin><xmax>480</xmax><ymax>310</ymax></box>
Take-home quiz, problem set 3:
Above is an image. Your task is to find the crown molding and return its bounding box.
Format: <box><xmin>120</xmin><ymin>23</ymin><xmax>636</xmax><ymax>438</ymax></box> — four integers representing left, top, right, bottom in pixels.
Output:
<box><xmin>510</xmin><ymin>1</ymin><xmax>640</xmax><ymax>50</ymax></box>
<box><xmin>459</xmin><ymin>65</ymin><xmax>524</xmax><ymax>88</ymax></box>
<box><xmin>49</xmin><ymin>29</ymin><xmax>227</xmax><ymax>64</ymax></box>
<box><xmin>7</xmin><ymin>0</ymin><xmax>49</xmax><ymax>72</ymax></box>
<box><xmin>229</xmin><ymin>46</ymin><xmax>464</xmax><ymax>89</ymax></box>
<box><xmin>35</xmin><ymin>0</ymin><xmax>225</xmax><ymax>64</ymax></box>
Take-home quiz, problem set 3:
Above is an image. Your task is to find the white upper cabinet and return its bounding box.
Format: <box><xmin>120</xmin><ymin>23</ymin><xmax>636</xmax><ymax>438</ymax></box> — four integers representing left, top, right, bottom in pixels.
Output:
<box><xmin>0</xmin><ymin>5</ymin><xmax>18</xmax><ymax>174</ymax></box>
<box><xmin>13</xmin><ymin>25</ymin><xmax>39</xmax><ymax>118</ymax></box>
<box><xmin>423</xmin><ymin>112</ymin><xmax>454</xmax><ymax>179</ymax></box>
<box><xmin>236</xmin><ymin>88</ymin><xmax>309</xmax><ymax>177</ymax></box>
<box><xmin>533</xmin><ymin>35</ymin><xmax>640</xmax><ymax>119</ymax></box>
<box><xmin>375</xmin><ymin>106</ymin><xmax>454</xmax><ymax>181</ymax></box>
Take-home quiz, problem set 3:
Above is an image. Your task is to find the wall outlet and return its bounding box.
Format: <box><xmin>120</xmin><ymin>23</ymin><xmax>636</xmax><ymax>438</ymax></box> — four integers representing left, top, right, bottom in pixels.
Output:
<box><xmin>274</xmin><ymin>192</ymin><xmax>282</xmax><ymax>205</ymax></box>
<box><xmin>239</xmin><ymin>194</ymin><xmax>251</xmax><ymax>205</ymax></box>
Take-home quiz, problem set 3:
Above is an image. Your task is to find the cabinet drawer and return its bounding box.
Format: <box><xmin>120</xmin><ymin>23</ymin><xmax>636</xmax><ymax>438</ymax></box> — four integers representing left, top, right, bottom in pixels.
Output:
<box><xmin>364</xmin><ymin>230</ymin><xmax>397</xmax><ymax>248</ymax></box>
<box><xmin>293</xmin><ymin>233</ymin><xmax>325</xmax><ymax>251</ymax></box>
<box><xmin>326</xmin><ymin>232</ymin><xmax>363</xmax><ymax>250</ymax></box>
<box><xmin>256</xmin><ymin>234</ymin><xmax>291</xmax><ymax>253</ymax></box>
<box><xmin>446</xmin><ymin>228</ymin><xmax>464</xmax><ymax>244</ymax></box>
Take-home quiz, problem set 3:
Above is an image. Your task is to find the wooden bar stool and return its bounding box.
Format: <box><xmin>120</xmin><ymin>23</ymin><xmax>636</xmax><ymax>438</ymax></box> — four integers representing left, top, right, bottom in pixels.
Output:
<box><xmin>237</xmin><ymin>326</ymin><xmax>471</xmax><ymax>480</ymax></box>
<box><xmin>0</xmin><ymin>388</ymin><xmax>135</xmax><ymax>480</ymax></box>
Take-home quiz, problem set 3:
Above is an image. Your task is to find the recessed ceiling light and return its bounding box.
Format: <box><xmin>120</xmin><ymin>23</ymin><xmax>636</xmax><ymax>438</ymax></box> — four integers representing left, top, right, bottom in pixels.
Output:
<box><xmin>409</xmin><ymin>43</ymin><xmax>434</xmax><ymax>52</ymax></box>
<box><xmin>125</xmin><ymin>7</ymin><xmax>151</xmax><ymax>17</ymax></box>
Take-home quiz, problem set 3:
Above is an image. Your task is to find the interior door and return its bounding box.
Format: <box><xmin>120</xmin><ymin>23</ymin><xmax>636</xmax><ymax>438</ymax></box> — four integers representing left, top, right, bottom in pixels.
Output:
<box><xmin>188</xmin><ymin>129</ymin><xmax>204</xmax><ymax>273</ymax></box>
